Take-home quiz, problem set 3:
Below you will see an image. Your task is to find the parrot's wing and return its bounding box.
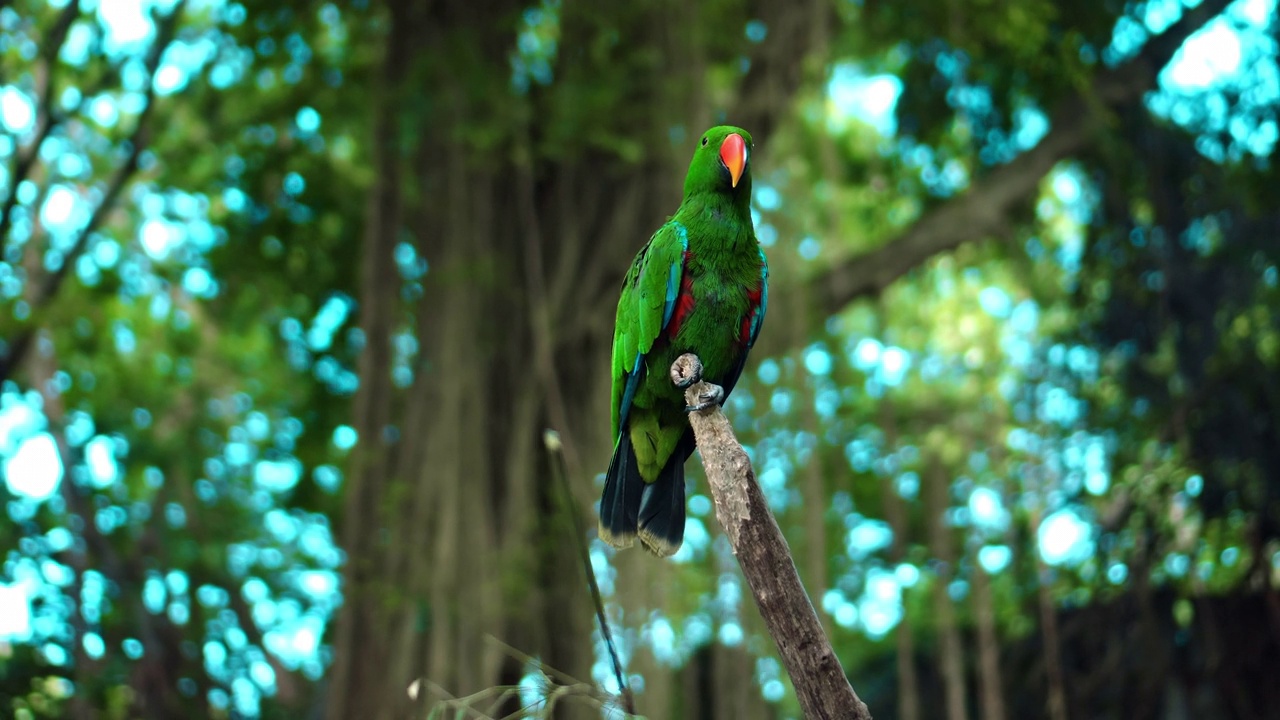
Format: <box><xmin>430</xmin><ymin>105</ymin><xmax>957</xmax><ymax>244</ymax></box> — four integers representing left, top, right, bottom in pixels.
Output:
<box><xmin>611</xmin><ymin>221</ymin><xmax>689</xmax><ymax>441</ymax></box>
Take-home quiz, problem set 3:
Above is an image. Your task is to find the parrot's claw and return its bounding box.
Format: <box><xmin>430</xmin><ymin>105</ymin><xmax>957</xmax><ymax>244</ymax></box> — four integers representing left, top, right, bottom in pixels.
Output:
<box><xmin>673</xmin><ymin>357</ymin><xmax>704</xmax><ymax>389</ymax></box>
<box><xmin>685</xmin><ymin>384</ymin><xmax>725</xmax><ymax>413</ymax></box>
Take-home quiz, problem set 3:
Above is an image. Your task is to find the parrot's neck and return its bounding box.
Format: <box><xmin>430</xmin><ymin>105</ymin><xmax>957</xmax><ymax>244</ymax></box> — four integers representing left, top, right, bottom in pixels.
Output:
<box><xmin>677</xmin><ymin>190</ymin><xmax>755</xmax><ymax>253</ymax></box>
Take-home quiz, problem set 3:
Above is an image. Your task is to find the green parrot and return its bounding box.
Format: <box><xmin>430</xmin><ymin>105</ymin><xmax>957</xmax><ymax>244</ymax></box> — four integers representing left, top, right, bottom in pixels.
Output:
<box><xmin>599</xmin><ymin>125</ymin><xmax>768</xmax><ymax>557</ymax></box>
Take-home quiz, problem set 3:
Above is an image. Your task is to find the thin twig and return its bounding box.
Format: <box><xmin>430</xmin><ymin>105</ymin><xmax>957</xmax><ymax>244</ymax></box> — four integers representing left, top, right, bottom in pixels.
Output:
<box><xmin>482</xmin><ymin>636</ymin><xmax>585</xmax><ymax>690</ymax></box>
<box><xmin>412</xmin><ymin>640</ymin><xmax>631</xmax><ymax>720</ymax></box>
<box><xmin>541</xmin><ymin>430</ymin><xmax>637</xmax><ymax>715</ymax></box>
<box><xmin>485</xmin><ymin>688</ymin><xmax>533</xmax><ymax>719</ymax></box>
<box><xmin>417</xmin><ymin>679</ymin><xmax>502</xmax><ymax>720</ymax></box>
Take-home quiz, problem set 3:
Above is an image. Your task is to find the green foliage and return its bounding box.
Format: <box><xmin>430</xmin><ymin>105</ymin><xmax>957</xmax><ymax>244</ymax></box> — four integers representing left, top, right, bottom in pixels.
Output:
<box><xmin>0</xmin><ymin>0</ymin><xmax>1276</xmax><ymax>717</ymax></box>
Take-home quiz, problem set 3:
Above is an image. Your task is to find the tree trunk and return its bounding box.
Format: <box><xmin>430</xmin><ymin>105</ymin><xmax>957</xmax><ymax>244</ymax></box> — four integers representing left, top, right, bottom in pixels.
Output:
<box><xmin>797</xmin><ymin>346</ymin><xmax>831</xmax><ymax>636</ymax></box>
<box><xmin>878</xmin><ymin>372</ymin><xmax>921</xmax><ymax>720</ymax></box>
<box><xmin>320</xmin><ymin>0</ymin><xmax>834</xmax><ymax>712</ymax></box>
<box><xmin>1033</xmin><ymin>512</ymin><xmax>1070</xmax><ymax>720</ymax></box>
<box><xmin>970</xmin><ymin>422</ymin><xmax>1007</xmax><ymax>720</ymax></box>
<box><xmin>679</xmin><ymin>643</ymin><xmax>776</xmax><ymax>720</ymax></box>
<box><xmin>323</xmin><ymin>0</ymin><xmax>822</xmax><ymax>717</ymax></box>
<box><xmin>926</xmin><ymin>454</ymin><xmax>970</xmax><ymax>720</ymax></box>
<box><xmin>1026</xmin><ymin>414</ymin><xmax>1069</xmax><ymax>720</ymax></box>
<box><xmin>969</xmin><ymin>547</ymin><xmax>1005</xmax><ymax>720</ymax></box>
<box><xmin>323</xmin><ymin>0</ymin><xmax>618</xmax><ymax>715</ymax></box>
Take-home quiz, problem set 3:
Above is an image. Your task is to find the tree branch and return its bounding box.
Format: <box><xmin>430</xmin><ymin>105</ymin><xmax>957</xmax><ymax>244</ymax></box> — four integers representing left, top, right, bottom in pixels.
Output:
<box><xmin>671</xmin><ymin>353</ymin><xmax>873</xmax><ymax>720</ymax></box>
<box><xmin>809</xmin><ymin>0</ymin><xmax>1230</xmax><ymax>314</ymax></box>
<box><xmin>41</xmin><ymin>2</ymin><xmax>183</xmax><ymax>305</ymax></box>
<box><xmin>0</xmin><ymin>1</ymin><xmax>184</xmax><ymax>384</ymax></box>
<box><xmin>544</xmin><ymin>430</ymin><xmax>635</xmax><ymax>716</ymax></box>
<box><xmin>0</xmin><ymin>0</ymin><xmax>81</xmax><ymax>257</ymax></box>
<box><xmin>29</xmin><ymin>327</ymin><xmax>190</xmax><ymax>719</ymax></box>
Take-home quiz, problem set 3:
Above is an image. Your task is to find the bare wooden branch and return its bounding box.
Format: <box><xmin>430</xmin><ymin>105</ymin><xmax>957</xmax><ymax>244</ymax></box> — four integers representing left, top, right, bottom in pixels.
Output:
<box><xmin>671</xmin><ymin>353</ymin><xmax>873</xmax><ymax>720</ymax></box>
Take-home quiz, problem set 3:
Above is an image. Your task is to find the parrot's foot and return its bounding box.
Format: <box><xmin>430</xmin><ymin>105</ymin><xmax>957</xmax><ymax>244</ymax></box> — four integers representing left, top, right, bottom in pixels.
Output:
<box><xmin>685</xmin><ymin>383</ymin><xmax>725</xmax><ymax>413</ymax></box>
<box><xmin>672</xmin><ymin>354</ymin><xmax>704</xmax><ymax>389</ymax></box>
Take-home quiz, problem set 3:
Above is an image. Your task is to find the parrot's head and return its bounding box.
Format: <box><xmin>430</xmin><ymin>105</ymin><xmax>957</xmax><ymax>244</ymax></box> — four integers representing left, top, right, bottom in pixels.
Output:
<box><xmin>684</xmin><ymin>125</ymin><xmax>754</xmax><ymax>199</ymax></box>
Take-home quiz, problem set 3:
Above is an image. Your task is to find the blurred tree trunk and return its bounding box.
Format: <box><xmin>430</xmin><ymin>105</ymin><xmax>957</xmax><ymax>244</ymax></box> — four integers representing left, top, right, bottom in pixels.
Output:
<box><xmin>791</xmin><ymin>1</ymin><xmax>842</xmax><ymax>633</ymax></box>
<box><xmin>878</xmin><ymin>360</ymin><xmax>921</xmax><ymax>720</ymax></box>
<box><xmin>1032</xmin><ymin>505</ymin><xmax>1070</xmax><ymax>720</ymax></box>
<box><xmin>678</xmin><ymin>643</ymin><xmax>776</xmax><ymax>720</ymax></box>
<box><xmin>970</xmin><ymin>422</ymin><xmax>1007</xmax><ymax>720</ymax></box>
<box><xmin>969</xmin><ymin>540</ymin><xmax>1005</xmax><ymax>720</ymax></box>
<box><xmin>323</xmin><ymin>1</ymin><xmax>627</xmax><ymax>716</ymax></box>
<box><xmin>797</xmin><ymin>350</ymin><xmax>830</xmax><ymax>633</ymax></box>
<box><xmin>926</xmin><ymin>452</ymin><xmax>970</xmax><ymax>720</ymax></box>
<box><xmin>1025</xmin><ymin>414</ymin><xmax>1070</xmax><ymax>720</ymax></box>
<box><xmin>323</xmin><ymin>0</ymin><xmax>824</xmax><ymax>718</ymax></box>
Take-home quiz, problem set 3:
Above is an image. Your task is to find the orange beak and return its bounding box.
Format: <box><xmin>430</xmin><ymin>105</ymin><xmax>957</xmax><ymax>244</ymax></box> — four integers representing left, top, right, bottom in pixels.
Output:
<box><xmin>719</xmin><ymin>133</ymin><xmax>747</xmax><ymax>188</ymax></box>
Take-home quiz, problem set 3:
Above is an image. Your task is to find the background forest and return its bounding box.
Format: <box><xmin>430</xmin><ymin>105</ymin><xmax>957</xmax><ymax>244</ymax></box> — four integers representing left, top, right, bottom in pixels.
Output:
<box><xmin>1</xmin><ymin>0</ymin><xmax>1278</xmax><ymax>718</ymax></box>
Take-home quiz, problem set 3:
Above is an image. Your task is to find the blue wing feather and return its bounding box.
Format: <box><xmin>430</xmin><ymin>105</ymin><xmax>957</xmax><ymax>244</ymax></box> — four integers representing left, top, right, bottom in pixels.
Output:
<box><xmin>664</xmin><ymin>224</ymin><xmax>690</xmax><ymax>329</ymax></box>
<box><xmin>618</xmin><ymin>354</ymin><xmax>644</xmax><ymax>434</ymax></box>
<box><xmin>616</xmin><ymin>222</ymin><xmax>689</xmax><ymax>438</ymax></box>
<box><xmin>661</xmin><ymin>261</ymin><xmax>681</xmax><ymax>328</ymax></box>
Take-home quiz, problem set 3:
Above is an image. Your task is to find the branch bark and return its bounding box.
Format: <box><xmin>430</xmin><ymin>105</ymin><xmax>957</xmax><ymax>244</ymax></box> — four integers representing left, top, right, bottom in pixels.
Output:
<box><xmin>671</xmin><ymin>353</ymin><xmax>872</xmax><ymax>720</ymax></box>
<box><xmin>807</xmin><ymin>0</ymin><xmax>1231</xmax><ymax>315</ymax></box>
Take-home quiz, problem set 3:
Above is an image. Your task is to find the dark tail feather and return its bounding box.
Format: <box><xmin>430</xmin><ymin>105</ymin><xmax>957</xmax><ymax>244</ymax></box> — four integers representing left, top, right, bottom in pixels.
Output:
<box><xmin>636</xmin><ymin>433</ymin><xmax>694</xmax><ymax>557</ymax></box>
<box><xmin>598</xmin><ymin>432</ymin><xmax>644</xmax><ymax>549</ymax></box>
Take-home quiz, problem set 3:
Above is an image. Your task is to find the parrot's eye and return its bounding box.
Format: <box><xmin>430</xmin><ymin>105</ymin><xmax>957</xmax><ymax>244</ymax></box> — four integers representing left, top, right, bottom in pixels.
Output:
<box><xmin>701</xmin><ymin>137</ymin><xmax>708</xmax><ymax>146</ymax></box>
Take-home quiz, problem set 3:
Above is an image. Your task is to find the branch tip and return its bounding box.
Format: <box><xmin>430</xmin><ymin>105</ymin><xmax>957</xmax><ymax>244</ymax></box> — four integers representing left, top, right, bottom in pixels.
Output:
<box><xmin>670</xmin><ymin>353</ymin><xmax>703</xmax><ymax>387</ymax></box>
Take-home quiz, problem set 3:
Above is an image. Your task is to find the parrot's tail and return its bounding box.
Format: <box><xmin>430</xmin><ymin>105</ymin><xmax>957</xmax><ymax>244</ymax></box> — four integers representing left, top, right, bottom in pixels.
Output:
<box><xmin>598</xmin><ymin>430</ymin><xmax>690</xmax><ymax>557</ymax></box>
<box><xmin>636</xmin><ymin>450</ymin><xmax>688</xmax><ymax>557</ymax></box>
<box><xmin>598</xmin><ymin>431</ymin><xmax>644</xmax><ymax>550</ymax></box>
